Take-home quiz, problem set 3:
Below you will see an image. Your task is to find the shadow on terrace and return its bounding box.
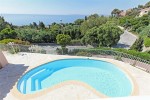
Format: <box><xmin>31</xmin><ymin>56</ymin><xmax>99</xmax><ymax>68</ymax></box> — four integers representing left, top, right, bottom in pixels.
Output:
<box><xmin>0</xmin><ymin>64</ymin><xmax>28</xmax><ymax>100</ymax></box>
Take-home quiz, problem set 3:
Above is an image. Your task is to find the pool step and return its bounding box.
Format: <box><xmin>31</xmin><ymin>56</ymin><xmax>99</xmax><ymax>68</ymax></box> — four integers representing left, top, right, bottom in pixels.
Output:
<box><xmin>22</xmin><ymin>68</ymin><xmax>54</xmax><ymax>93</ymax></box>
<box><xmin>30</xmin><ymin>68</ymin><xmax>53</xmax><ymax>91</ymax></box>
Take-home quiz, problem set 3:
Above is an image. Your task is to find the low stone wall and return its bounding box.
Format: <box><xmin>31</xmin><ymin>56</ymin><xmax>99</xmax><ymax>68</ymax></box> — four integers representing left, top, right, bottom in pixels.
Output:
<box><xmin>0</xmin><ymin>51</ymin><xmax>8</xmax><ymax>68</ymax></box>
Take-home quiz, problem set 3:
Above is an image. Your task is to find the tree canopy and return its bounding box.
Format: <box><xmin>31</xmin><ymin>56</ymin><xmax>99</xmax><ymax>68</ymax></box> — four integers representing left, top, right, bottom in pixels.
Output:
<box><xmin>111</xmin><ymin>9</ymin><xmax>121</xmax><ymax>17</ymax></box>
<box><xmin>0</xmin><ymin>28</ymin><xmax>17</xmax><ymax>40</ymax></box>
<box><xmin>82</xmin><ymin>22</ymin><xmax>123</xmax><ymax>47</ymax></box>
<box><xmin>130</xmin><ymin>37</ymin><xmax>144</xmax><ymax>52</ymax></box>
<box><xmin>56</xmin><ymin>34</ymin><xmax>71</xmax><ymax>47</ymax></box>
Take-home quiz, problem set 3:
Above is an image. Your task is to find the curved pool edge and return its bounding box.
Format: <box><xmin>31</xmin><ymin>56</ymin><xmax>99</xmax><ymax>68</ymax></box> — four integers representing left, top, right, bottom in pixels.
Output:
<box><xmin>11</xmin><ymin>57</ymin><xmax>139</xmax><ymax>100</ymax></box>
<box><xmin>107</xmin><ymin>59</ymin><xmax>139</xmax><ymax>96</ymax></box>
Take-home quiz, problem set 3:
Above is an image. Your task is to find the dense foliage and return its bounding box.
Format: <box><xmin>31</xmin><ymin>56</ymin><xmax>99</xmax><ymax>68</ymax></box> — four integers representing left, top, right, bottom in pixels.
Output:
<box><xmin>130</xmin><ymin>37</ymin><xmax>144</xmax><ymax>51</ymax></box>
<box><xmin>56</xmin><ymin>34</ymin><xmax>71</xmax><ymax>47</ymax></box>
<box><xmin>0</xmin><ymin>39</ymin><xmax>30</xmax><ymax>45</ymax></box>
<box><xmin>144</xmin><ymin>37</ymin><xmax>150</xmax><ymax>47</ymax></box>
<box><xmin>16</xmin><ymin>28</ymin><xmax>57</xmax><ymax>43</ymax></box>
<box><xmin>69</xmin><ymin>48</ymin><xmax>150</xmax><ymax>62</ymax></box>
<box><xmin>111</xmin><ymin>9</ymin><xmax>121</xmax><ymax>17</ymax></box>
<box><xmin>80</xmin><ymin>15</ymin><xmax>108</xmax><ymax>34</ymax></box>
<box><xmin>82</xmin><ymin>22</ymin><xmax>123</xmax><ymax>47</ymax></box>
<box><xmin>0</xmin><ymin>14</ymin><xmax>123</xmax><ymax>48</ymax></box>
<box><xmin>116</xmin><ymin>2</ymin><xmax>150</xmax><ymax>48</ymax></box>
<box><xmin>0</xmin><ymin>28</ymin><xmax>17</xmax><ymax>40</ymax></box>
<box><xmin>76</xmin><ymin>51</ymin><xmax>92</xmax><ymax>57</ymax></box>
<box><xmin>0</xmin><ymin>0</ymin><xmax>150</xmax><ymax>58</ymax></box>
<box><xmin>0</xmin><ymin>16</ymin><xmax>13</xmax><ymax>31</ymax></box>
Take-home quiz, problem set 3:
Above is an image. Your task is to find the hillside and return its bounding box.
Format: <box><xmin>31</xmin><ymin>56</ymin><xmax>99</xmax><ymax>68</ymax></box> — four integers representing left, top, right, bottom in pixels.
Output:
<box><xmin>111</xmin><ymin>1</ymin><xmax>150</xmax><ymax>52</ymax></box>
<box><xmin>111</xmin><ymin>1</ymin><xmax>150</xmax><ymax>17</ymax></box>
<box><xmin>0</xmin><ymin>1</ymin><xmax>150</xmax><ymax>56</ymax></box>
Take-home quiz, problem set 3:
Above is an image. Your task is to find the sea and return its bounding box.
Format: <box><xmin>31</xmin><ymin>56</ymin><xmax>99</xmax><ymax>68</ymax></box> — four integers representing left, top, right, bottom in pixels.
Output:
<box><xmin>0</xmin><ymin>14</ymin><xmax>86</xmax><ymax>26</ymax></box>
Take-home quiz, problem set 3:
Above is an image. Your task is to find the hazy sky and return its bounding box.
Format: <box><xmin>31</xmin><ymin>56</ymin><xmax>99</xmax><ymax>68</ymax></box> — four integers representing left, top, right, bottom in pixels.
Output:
<box><xmin>0</xmin><ymin>0</ymin><xmax>149</xmax><ymax>15</ymax></box>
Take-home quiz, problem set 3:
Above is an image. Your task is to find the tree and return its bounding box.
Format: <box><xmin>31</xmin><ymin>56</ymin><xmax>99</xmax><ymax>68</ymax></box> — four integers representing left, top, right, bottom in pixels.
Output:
<box><xmin>148</xmin><ymin>31</ymin><xmax>150</xmax><ymax>38</ymax></box>
<box><xmin>81</xmin><ymin>27</ymin><xmax>98</xmax><ymax>46</ymax></box>
<box><xmin>16</xmin><ymin>29</ymin><xmax>32</xmax><ymax>42</ymax></box>
<box><xmin>0</xmin><ymin>28</ymin><xmax>17</xmax><ymax>40</ymax></box>
<box><xmin>82</xmin><ymin>22</ymin><xmax>123</xmax><ymax>47</ymax></box>
<box><xmin>56</xmin><ymin>34</ymin><xmax>71</xmax><ymax>47</ymax></box>
<box><xmin>56</xmin><ymin>34</ymin><xmax>71</xmax><ymax>54</ymax></box>
<box><xmin>62</xmin><ymin>24</ymin><xmax>81</xmax><ymax>39</ymax></box>
<box><xmin>29</xmin><ymin>23</ymin><xmax>33</xmax><ymax>28</ymax></box>
<box><xmin>84</xmin><ymin>16</ymin><xmax>88</xmax><ymax>20</ymax></box>
<box><xmin>0</xmin><ymin>16</ymin><xmax>12</xmax><ymax>31</ymax></box>
<box><xmin>148</xmin><ymin>11</ymin><xmax>150</xmax><ymax>16</ymax></box>
<box><xmin>0</xmin><ymin>16</ymin><xmax>4</xmax><ymax>23</ymax></box>
<box><xmin>140</xmin><ymin>25</ymin><xmax>150</xmax><ymax>36</ymax></box>
<box><xmin>145</xmin><ymin>1</ymin><xmax>150</xmax><ymax>8</ymax></box>
<box><xmin>74</xmin><ymin>19</ymin><xmax>84</xmax><ymax>25</ymax></box>
<box><xmin>33</xmin><ymin>22</ymin><xmax>38</xmax><ymax>29</ymax></box>
<box><xmin>80</xmin><ymin>15</ymin><xmax>108</xmax><ymax>34</ymax></box>
<box><xmin>126</xmin><ymin>8</ymin><xmax>140</xmax><ymax>17</ymax></box>
<box><xmin>138</xmin><ymin>5</ymin><xmax>144</xmax><ymax>9</ymax></box>
<box><xmin>111</xmin><ymin>9</ymin><xmax>121</xmax><ymax>17</ymax></box>
<box><xmin>39</xmin><ymin>21</ymin><xmax>45</xmax><ymax>29</ymax></box>
<box><xmin>87</xmin><ymin>14</ymin><xmax>99</xmax><ymax>19</ymax></box>
<box><xmin>130</xmin><ymin>37</ymin><xmax>144</xmax><ymax>52</ymax></box>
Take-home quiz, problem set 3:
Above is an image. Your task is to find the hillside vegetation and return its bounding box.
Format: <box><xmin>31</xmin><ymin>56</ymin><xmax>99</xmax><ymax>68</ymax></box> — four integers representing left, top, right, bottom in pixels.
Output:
<box><xmin>0</xmin><ymin>1</ymin><xmax>150</xmax><ymax>56</ymax></box>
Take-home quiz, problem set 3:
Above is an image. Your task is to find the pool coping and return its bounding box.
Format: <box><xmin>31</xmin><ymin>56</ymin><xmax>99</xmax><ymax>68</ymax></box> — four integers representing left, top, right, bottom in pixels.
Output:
<box><xmin>11</xmin><ymin>56</ymin><xmax>139</xmax><ymax>100</ymax></box>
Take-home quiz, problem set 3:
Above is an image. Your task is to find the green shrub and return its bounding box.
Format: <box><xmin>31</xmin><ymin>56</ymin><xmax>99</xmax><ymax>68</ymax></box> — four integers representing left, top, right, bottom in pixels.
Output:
<box><xmin>70</xmin><ymin>48</ymin><xmax>150</xmax><ymax>62</ymax></box>
<box><xmin>144</xmin><ymin>37</ymin><xmax>150</xmax><ymax>47</ymax></box>
<box><xmin>56</xmin><ymin>34</ymin><xmax>71</xmax><ymax>47</ymax></box>
<box><xmin>148</xmin><ymin>32</ymin><xmax>150</xmax><ymax>38</ymax></box>
<box><xmin>70</xmin><ymin>40</ymin><xmax>82</xmax><ymax>45</ymax></box>
<box><xmin>68</xmin><ymin>49</ymin><xmax>80</xmax><ymax>55</ymax></box>
<box><xmin>130</xmin><ymin>37</ymin><xmax>144</xmax><ymax>52</ymax></box>
<box><xmin>76</xmin><ymin>51</ymin><xmax>92</xmax><ymax>57</ymax></box>
<box><xmin>114</xmin><ymin>49</ymin><xmax>150</xmax><ymax>61</ymax></box>
<box><xmin>145</xmin><ymin>50</ymin><xmax>150</xmax><ymax>54</ymax></box>
<box><xmin>0</xmin><ymin>39</ymin><xmax>30</xmax><ymax>45</ymax></box>
<box><xmin>56</xmin><ymin>47</ymin><xmax>68</xmax><ymax>55</ymax></box>
<box><xmin>8</xmin><ymin>46</ymin><xmax>20</xmax><ymax>54</ymax></box>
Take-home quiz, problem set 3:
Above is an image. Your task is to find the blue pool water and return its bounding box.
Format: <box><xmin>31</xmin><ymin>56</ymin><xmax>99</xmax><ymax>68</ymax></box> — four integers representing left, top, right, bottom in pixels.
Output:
<box><xmin>17</xmin><ymin>58</ymin><xmax>132</xmax><ymax>97</ymax></box>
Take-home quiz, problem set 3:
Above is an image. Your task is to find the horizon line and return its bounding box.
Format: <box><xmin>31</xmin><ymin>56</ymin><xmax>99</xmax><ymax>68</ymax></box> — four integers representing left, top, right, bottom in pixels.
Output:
<box><xmin>0</xmin><ymin>13</ymin><xmax>110</xmax><ymax>16</ymax></box>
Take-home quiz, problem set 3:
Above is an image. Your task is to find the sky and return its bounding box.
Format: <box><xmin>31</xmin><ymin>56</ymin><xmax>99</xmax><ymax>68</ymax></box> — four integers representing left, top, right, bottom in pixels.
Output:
<box><xmin>0</xmin><ymin>0</ymin><xmax>149</xmax><ymax>15</ymax></box>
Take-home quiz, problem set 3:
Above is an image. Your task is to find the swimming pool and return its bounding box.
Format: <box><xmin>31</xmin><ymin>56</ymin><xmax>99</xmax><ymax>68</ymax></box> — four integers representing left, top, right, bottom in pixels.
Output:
<box><xmin>17</xmin><ymin>58</ymin><xmax>133</xmax><ymax>97</ymax></box>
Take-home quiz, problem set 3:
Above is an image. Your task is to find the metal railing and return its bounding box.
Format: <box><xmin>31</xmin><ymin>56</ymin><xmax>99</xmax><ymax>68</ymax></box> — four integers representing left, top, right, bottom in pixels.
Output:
<box><xmin>69</xmin><ymin>49</ymin><xmax>150</xmax><ymax>72</ymax></box>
